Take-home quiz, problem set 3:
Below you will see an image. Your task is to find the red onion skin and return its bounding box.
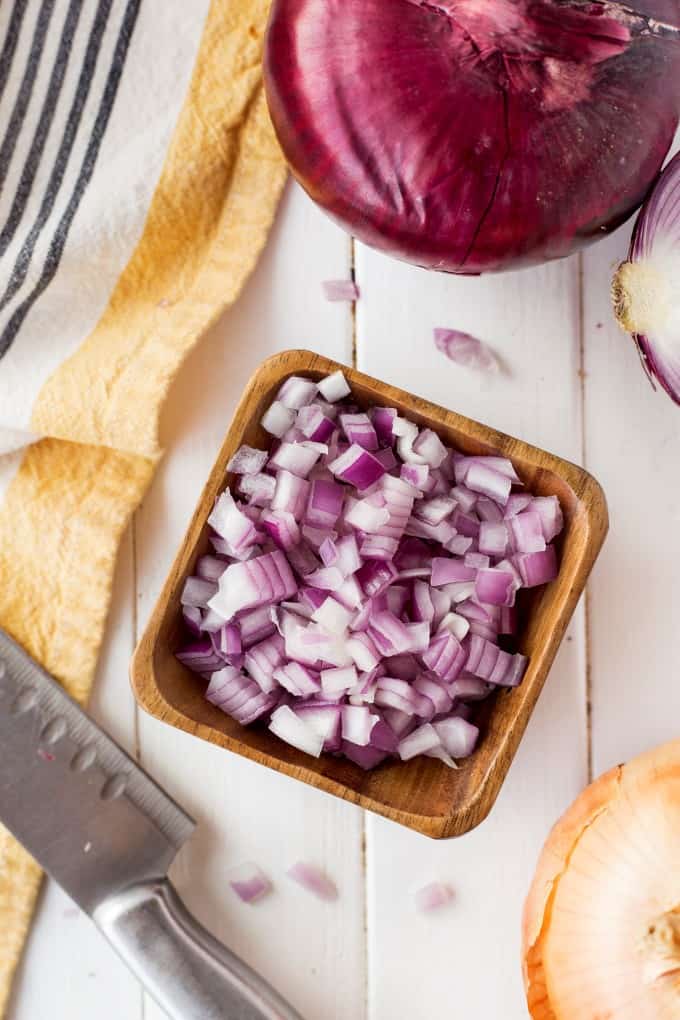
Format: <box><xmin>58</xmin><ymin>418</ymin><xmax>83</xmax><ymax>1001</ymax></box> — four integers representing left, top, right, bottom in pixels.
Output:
<box><xmin>264</xmin><ymin>0</ymin><xmax>680</xmax><ymax>274</ymax></box>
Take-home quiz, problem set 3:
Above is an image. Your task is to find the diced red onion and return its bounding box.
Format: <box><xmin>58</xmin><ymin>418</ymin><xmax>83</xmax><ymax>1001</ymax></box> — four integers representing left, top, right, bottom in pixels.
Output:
<box><xmin>321</xmin><ymin>665</ymin><xmax>358</xmax><ymax>695</ymax></box>
<box><xmin>505</xmin><ymin>493</ymin><xmax>532</xmax><ymax>518</ymax></box>
<box><xmin>329</xmin><ymin>444</ymin><xmax>386</xmax><ymax>489</ymax></box>
<box><xmin>272</xmin><ymin>470</ymin><xmax>309</xmax><ymax>518</ymax></box>
<box><xmin>530</xmin><ymin>495</ymin><xmax>564</xmax><ymax>543</ymax></box>
<box><xmin>398</xmin><ymin>722</ymin><xmax>440</xmax><ymax>761</ymax></box>
<box><xmin>401</xmin><ymin>463</ymin><xmax>429</xmax><ymax>489</ymax></box>
<box><xmin>181</xmin><ymin>576</ymin><xmax>218</xmax><ymax>609</ymax></box>
<box><xmin>269</xmin><ymin>705</ymin><xmax>324</xmax><ymax>756</ymax></box>
<box><xmin>445</xmin><ymin>534</ymin><xmax>473</xmax><ymax>557</ymax></box>
<box><xmin>341</xmin><ymin>704</ymin><xmax>377</xmax><ymax>745</ymax></box>
<box><xmin>450</xmin><ymin>485</ymin><xmax>478</xmax><ymax>513</ymax></box>
<box><xmin>475</xmin><ymin>568</ymin><xmax>517</xmax><ymax>608</ymax></box>
<box><xmin>317</xmin><ymin>370</ymin><xmax>351</xmax><ymax>402</ymax></box>
<box><xmin>312</xmin><ymin>596</ymin><xmax>353</xmax><ymax>635</ymax></box>
<box><xmin>238</xmin><ymin>472</ymin><xmax>276</xmax><ymax>507</ymax></box>
<box><xmin>516</xmin><ymin>546</ymin><xmax>558</xmax><ymax>587</ymax></box>
<box><xmin>277</xmin><ymin>375</ymin><xmax>318</xmax><ymax>409</ymax></box>
<box><xmin>261</xmin><ymin>510</ymin><xmax>300</xmax><ymax>551</ymax></box>
<box><xmin>370</xmin><ymin>406</ymin><xmax>396</xmax><ymax>445</ymax></box>
<box><xmin>509</xmin><ymin>510</ymin><xmax>546</xmax><ymax>554</ymax></box>
<box><xmin>374</xmin><ymin>447</ymin><xmax>397</xmax><ymax>472</ymax></box>
<box><xmin>182</xmin><ymin>605</ymin><xmax>202</xmax><ymax>635</ymax></box>
<box><xmin>431</xmin><ymin>558</ymin><xmax>476</xmax><ymax>586</ymax></box>
<box><xmin>346</xmin><ymin>632</ymin><xmax>381</xmax><ymax>671</ymax></box>
<box><xmin>434</xmin><ymin>716</ymin><xmax>479</xmax><ymax>758</ymax></box>
<box><xmin>422</xmin><ymin>631</ymin><xmax>466</xmax><ymax>682</ymax></box>
<box><xmin>268</xmin><ymin>441</ymin><xmax>323</xmax><ymax>478</ymax></box>
<box><xmin>340</xmin><ymin>412</ymin><xmax>378</xmax><ymax>451</ymax></box>
<box><xmin>413</xmin><ymin>496</ymin><xmax>456</xmax><ymax>526</ymax></box>
<box><xmin>178</xmin><ymin>639</ymin><xmax>225</xmax><ymax>675</ymax></box>
<box><xmin>478</xmin><ymin>521</ymin><xmax>509</xmax><ymax>558</ymax></box>
<box><xmin>460</xmin><ymin>462</ymin><xmax>511</xmax><ymax>506</ymax></box>
<box><xmin>436</xmin><ymin>612</ymin><xmax>470</xmax><ymax>642</ymax></box>
<box><xmin>177</xmin><ymin>370</ymin><xmax>562</xmax><ymax>773</ymax></box>
<box><xmin>412</xmin><ymin>429</ymin><xmax>447</xmax><ymax>468</ymax></box>
<box><xmin>262</xmin><ymin>400</ymin><xmax>295</xmax><ymax>437</ymax></box>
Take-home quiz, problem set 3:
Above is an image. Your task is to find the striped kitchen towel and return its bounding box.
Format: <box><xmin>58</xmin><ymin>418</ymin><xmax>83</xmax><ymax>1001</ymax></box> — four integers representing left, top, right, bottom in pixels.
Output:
<box><xmin>0</xmin><ymin>0</ymin><xmax>286</xmax><ymax>1012</ymax></box>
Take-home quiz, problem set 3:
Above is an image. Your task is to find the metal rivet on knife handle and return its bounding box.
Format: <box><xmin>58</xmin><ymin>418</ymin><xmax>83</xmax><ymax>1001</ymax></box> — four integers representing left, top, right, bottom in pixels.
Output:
<box><xmin>41</xmin><ymin>716</ymin><xmax>67</xmax><ymax>745</ymax></box>
<box><xmin>11</xmin><ymin>688</ymin><xmax>37</xmax><ymax>715</ymax></box>
<box><xmin>70</xmin><ymin>745</ymin><xmax>97</xmax><ymax>772</ymax></box>
<box><xmin>101</xmin><ymin>774</ymin><xmax>127</xmax><ymax>801</ymax></box>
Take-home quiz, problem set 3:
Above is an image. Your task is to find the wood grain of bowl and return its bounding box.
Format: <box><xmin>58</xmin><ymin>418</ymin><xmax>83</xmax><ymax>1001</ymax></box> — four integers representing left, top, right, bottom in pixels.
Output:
<box><xmin>131</xmin><ymin>349</ymin><xmax>608</xmax><ymax>838</ymax></box>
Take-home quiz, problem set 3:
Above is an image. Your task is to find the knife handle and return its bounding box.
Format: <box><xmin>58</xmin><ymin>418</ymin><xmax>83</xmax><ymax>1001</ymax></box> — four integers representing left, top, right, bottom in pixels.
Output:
<box><xmin>94</xmin><ymin>877</ymin><xmax>304</xmax><ymax>1020</ymax></box>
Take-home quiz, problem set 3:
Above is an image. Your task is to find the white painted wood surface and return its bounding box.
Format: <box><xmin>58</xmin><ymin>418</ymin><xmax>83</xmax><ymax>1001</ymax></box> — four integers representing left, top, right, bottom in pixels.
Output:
<box><xmin>8</xmin><ymin>174</ymin><xmax>677</xmax><ymax>1019</ymax></box>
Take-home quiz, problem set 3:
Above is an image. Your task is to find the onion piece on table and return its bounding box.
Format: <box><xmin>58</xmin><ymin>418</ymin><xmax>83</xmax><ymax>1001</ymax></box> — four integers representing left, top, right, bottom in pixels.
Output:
<box><xmin>415</xmin><ymin>882</ymin><xmax>454</xmax><ymax>914</ymax></box>
<box><xmin>522</xmin><ymin>739</ymin><xmax>680</xmax><ymax>1020</ymax></box>
<box><xmin>287</xmin><ymin>861</ymin><xmax>338</xmax><ymax>902</ymax></box>
<box><xmin>322</xmin><ymin>279</ymin><xmax>359</xmax><ymax>302</ymax></box>
<box><xmin>434</xmin><ymin>329</ymin><xmax>500</xmax><ymax>373</ymax></box>
<box><xmin>228</xmin><ymin>862</ymin><xmax>272</xmax><ymax>904</ymax></box>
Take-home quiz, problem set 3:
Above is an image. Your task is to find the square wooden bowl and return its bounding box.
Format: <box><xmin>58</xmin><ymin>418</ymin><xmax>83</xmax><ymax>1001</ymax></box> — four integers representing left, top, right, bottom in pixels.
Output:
<box><xmin>131</xmin><ymin>349</ymin><xmax>608</xmax><ymax>839</ymax></box>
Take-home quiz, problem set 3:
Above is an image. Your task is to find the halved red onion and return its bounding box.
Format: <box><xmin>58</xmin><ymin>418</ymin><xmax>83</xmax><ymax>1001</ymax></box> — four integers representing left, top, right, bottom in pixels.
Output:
<box><xmin>322</xmin><ymin>279</ymin><xmax>359</xmax><ymax>302</ymax></box>
<box><xmin>612</xmin><ymin>151</ymin><xmax>680</xmax><ymax>404</ymax></box>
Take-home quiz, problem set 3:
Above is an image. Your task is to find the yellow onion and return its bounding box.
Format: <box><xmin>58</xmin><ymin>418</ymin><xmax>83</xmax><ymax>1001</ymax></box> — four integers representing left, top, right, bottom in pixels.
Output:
<box><xmin>522</xmin><ymin>740</ymin><xmax>680</xmax><ymax>1019</ymax></box>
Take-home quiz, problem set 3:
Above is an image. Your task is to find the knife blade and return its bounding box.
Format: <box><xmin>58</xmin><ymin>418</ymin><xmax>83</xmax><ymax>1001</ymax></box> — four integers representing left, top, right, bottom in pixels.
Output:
<box><xmin>0</xmin><ymin>629</ymin><xmax>303</xmax><ymax>1020</ymax></box>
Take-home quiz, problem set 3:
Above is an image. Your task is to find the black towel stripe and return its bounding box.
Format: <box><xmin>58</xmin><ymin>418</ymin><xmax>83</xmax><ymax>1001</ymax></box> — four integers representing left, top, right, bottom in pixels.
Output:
<box><xmin>0</xmin><ymin>0</ymin><xmax>85</xmax><ymax>259</ymax></box>
<box><xmin>0</xmin><ymin>0</ymin><xmax>113</xmax><ymax>316</ymax></box>
<box><xmin>0</xmin><ymin>0</ymin><xmax>141</xmax><ymax>359</ymax></box>
<box><xmin>0</xmin><ymin>0</ymin><xmax>56</xmax><ymax>195</ymax></box>
<box><xmin>0</xmin><ymin>0</ymin><xmax>30</xmax><ymax>104</ymax></box>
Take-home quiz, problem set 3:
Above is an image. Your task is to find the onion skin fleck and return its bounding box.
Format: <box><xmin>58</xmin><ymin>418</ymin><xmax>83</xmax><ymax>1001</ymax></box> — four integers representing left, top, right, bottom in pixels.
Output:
<box><xmin>264</xmin><ymin>0</ymin><xmax>680</xmax><ymax>274</ymax></box>
<box><xmin>522</xmin><ymin>740</ymin><xmax>680</xmax><ymax>1019</ymax></box>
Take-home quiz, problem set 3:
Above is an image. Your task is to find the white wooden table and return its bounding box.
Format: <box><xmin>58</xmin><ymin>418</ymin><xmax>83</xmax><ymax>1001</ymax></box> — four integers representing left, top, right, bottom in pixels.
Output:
<box><xmin>9</xmin><ymin>177</ymin><xmax>680</xmax><ymax>1020</ymax></box>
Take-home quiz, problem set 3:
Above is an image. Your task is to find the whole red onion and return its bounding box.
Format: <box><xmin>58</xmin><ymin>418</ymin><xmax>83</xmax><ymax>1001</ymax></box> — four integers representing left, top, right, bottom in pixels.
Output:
<box><xmin>264</xmin><ymin>0</ymin><xmax>680</xmax><ymax>274</ymax></box>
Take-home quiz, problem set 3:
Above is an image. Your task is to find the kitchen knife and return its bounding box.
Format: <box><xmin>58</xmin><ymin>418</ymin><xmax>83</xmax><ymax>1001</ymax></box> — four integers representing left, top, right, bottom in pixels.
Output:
<box><xmin>0</xmin><ymin>628</ymin><xmax>304</xmax><ymax>1020</ymax></box>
